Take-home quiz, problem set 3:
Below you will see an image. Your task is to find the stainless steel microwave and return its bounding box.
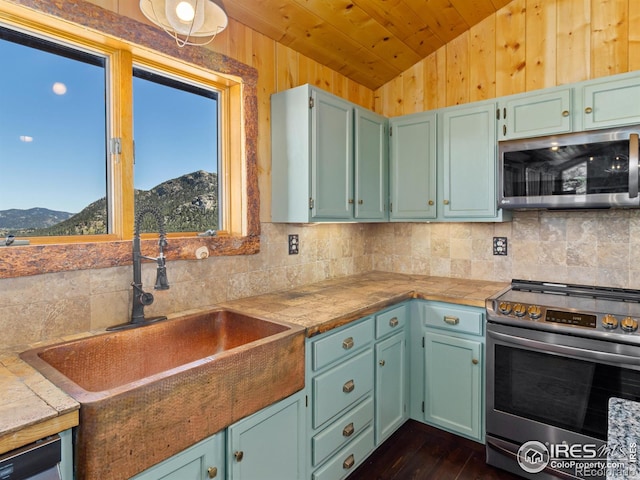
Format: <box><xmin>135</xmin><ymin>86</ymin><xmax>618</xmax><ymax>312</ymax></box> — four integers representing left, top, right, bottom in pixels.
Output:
<box><xmin>498</xmin><ymin>125</ymin><xmax>640</xmax><ymax>209</ymax></box>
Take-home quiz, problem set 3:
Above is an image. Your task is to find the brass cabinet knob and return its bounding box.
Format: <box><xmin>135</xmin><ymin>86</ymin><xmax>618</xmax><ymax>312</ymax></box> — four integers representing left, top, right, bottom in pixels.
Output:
<box><xmin>234</xmin><ymin>451</ymin><xmax>244</xmax><ymax>462</ymax></box>
<box><xmin>343</xmin><ymin>379</ymin><xmax>355</xmax><ymax>393</ymax></box>
<box><xmin>342</xmin><ymin>337</ymin><xmax>354</xmax><ymax>350</ymax></box>
<box><xmin>443</xmin><ymin>199</ymin><xmax>450</xmax><ymax>205</ymax></box>
<box><xmin>472</xmin><ymin>358</ymin><xmax>479</xmax><ymax>365</ymax></box>
<box><xmin>379</xmin><ymin>360</ymin><xmax>386</xmax><ymax>366</ymax></box>
<box><xmin>343</xmin><ymin>454</ymin><xmax>355</xmax><ymax>470</ymax></box>
<box><xmin>428</xmin><ymin>200</ymin><xmax>434</xmax><ymax>206</ymax></box>
<box><xmin>562</xmin><ymin>110</ymin><xmax>570</xmax><ymax>117</ymax></box>
<box><xmin>207</xmin><ymin>466</ymin><xmax>218</xmax><ymax>478</ymax></box>
<box><xmin>348</xmin><ymin>199</ymin><xmax>354</xmax><ymax>204</ymax></box>
<box><xmin>585</xmin><ymin>107</ymin><xmax>593</xmax><ymax>114</ymax></box>
<box><xmin>343</xmin><ymin>422</ymin><xmax>355</xmax><ymax>437</ymax></box>
<box><xmin>389</xmin><ymin>317</ymin><xmax>399</xmax><ymax>327</ymax></box>
<box><xmin>358</xmin><ymin>199</ymin><xmax>363</xmax><ymax>205</ymax></box>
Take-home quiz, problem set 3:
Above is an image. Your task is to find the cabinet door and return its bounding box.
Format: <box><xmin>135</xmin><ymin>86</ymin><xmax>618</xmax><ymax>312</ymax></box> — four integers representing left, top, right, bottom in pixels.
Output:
<box><xmin>500</xmin><ymin>88</ymin><xmax>572</xmax><ymax>140</ymax></box>
<box><xmin>132</xmin><ymin>432</ymin><xmax>225</xmax><ymax>480</ymax></box>
<box><xmin>583</xmin><ymin>75</ymin><xmax>640</xmax><ymax>130</ymax></box>
<box><xmin>424</xmin><ymin>331</ymin><xmax>482</xmax><ymax>441</ymax></box>
<box><xmin>354</xmin><ymin>107</ymin><xmax>388</xmax><ymax>220</ymax></box>
<box><xmin>389</xmin><ymin>112</ymin><xmax>437</xmax><ymax>220</ymax></box>
<box><xmin>227</xmin><ymin>391</ymin><xmax>305</xmax><ymax>480</ymax></box>
<box><xmin>375</xmin><ymin>332</ymin><xmax>407</xmax><ymax>445</ymax></box>
<box><xmin>311</xmin><ymin>89</ymin><xmax>354</xmax><ymax>220</ymax></box>
<box><xmin>441</xmin><ymin>103</ymin><xmax>497</xmax><ymax>219</ymax></box>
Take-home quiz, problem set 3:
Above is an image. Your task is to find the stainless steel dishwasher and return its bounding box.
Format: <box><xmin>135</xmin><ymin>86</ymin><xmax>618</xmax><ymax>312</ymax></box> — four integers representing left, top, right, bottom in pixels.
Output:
<box><xmin>0</xmin><ymin>434</ymin><xmax>62</xmax><ymax>480</ymax></box>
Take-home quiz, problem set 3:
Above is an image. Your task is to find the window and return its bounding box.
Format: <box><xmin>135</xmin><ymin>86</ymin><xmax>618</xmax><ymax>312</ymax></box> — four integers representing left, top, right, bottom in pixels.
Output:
<box><xmin>133</xmin><ymin>67</ymin><xmax>220</xmax><ymax>234</ymax></box>
<box><xmin>0</xmin><ymin>23</ymin><xmax>227</xmax><ymax>242</ymax></box>
<box><xmin>0</xmin><ymin>27</ymin><xmax>108</xmax><ymax>237</ymax></box>
<box><xmin>0</xmin><ymin>2</ymin><xmax>258</xmax><ymax>279</ymax></box>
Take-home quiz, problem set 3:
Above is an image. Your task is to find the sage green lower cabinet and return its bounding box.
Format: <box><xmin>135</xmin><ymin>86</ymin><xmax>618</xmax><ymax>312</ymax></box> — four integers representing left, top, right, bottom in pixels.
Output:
<box><xmin>227</xmin><ymin>390</ymin><xmax>306</xmax><ymax>480</ymax></box>
<box><xmin>413</xmin><ymin>301</ymin><xmax>485</xmax><ymax>443</ymax></box>
<box><xmin>131</xmin><ymin>431</ymin><xmax>225</xmax><ymax>480</ymax></box>
<box><xmin>306</xmin><ymin>316</ymin><xmax>375</xmax><ymax>479</ymax></box>
<box><xmin>374</xmin><ymin>304</ymin><xmax>408</xmax><ymax>445</ymax></box>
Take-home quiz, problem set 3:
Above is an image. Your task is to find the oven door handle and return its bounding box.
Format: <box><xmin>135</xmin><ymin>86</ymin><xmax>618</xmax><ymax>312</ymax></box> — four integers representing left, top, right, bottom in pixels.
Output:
<box><xmin>489</xmin><ymin>329</ymin><xmax>640</xmax><ymax>367</ymax></box>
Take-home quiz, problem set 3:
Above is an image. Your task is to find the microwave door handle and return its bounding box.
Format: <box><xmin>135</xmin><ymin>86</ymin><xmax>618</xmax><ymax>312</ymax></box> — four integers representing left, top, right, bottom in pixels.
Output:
<box><xmin>630</xmin><ymin>133</ymin><xmax>639</xmax><ymax>198</ymax></box>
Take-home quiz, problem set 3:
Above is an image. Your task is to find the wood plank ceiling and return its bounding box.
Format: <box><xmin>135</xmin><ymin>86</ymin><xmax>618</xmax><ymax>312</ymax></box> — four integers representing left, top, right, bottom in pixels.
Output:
<box><xmin>218</xmin><ymin>0</ymin><xmax>513</xmax><ymax>89</ymax></box>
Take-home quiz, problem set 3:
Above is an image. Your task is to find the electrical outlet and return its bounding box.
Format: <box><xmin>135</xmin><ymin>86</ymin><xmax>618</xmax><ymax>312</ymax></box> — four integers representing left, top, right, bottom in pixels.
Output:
<box><xmin>288</xmin><ymin>234</ymin><xmax>299</xmax><ymax>255</ymax></box>
<box><xmin>493</xmin><ymin>237</ymin><xmax>508</xmax><ymax>256</ymax></box>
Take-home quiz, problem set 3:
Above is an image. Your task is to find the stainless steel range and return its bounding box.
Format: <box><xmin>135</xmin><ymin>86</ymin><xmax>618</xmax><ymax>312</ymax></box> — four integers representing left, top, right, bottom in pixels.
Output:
<box><xmin>485</xmin><ymin>279</ymin><xmax>640</xmax><ymax>480</ymax></box>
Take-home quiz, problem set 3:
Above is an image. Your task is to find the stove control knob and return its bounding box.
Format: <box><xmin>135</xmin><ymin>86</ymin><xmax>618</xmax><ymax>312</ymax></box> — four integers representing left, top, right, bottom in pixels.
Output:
<box><xmin>602</xmin><ymin>314</ymin><xmax>619</xmax><ymax>330</ymax></box>
<box><xmin>498</xmin><ymin>302</ymin><xmax>513</xmax><ymax>315</ymax></box>
<box><xmin>621</xmin><ymin>317</ymin><xmax>638</xmax><ymax>333</ymax></box>
<box><xmin>527</xmin><ymin>305</ymin><xmax>542</xmax><ymax>320</ymax></box>
<box><xmin>513</xmin><ymin>304</ymin><xmax>527</xmax><ymax>317</ymax></box>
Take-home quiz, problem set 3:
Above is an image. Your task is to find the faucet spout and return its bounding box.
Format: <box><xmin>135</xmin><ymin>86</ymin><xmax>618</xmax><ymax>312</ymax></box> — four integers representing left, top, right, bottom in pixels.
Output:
<box><xmin>107</xmin><ymin>206</ymin><xmax>170</xmax><ymax>331</ymax></box>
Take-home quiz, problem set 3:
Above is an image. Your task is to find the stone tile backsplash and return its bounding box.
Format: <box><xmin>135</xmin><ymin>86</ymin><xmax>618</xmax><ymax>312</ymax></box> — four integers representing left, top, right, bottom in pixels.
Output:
<box><xmin>2</xmin><ymin>209</ymin><xmax>640</xmax><ymax>348</ymax></box>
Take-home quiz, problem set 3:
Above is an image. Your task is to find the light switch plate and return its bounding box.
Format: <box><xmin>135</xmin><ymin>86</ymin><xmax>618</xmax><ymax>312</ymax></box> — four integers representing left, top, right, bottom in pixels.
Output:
<box><xmin>493</xmin><ymin>237</ymin><xmax>508</xmax><ymax>256</ymax></box>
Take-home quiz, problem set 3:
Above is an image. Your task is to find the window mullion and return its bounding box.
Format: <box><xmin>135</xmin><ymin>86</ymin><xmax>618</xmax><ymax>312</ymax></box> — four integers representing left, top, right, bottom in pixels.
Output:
<box><xmin>109</xmin><ymin>49</ymin><xmax>135</xmax><ymax>239</ymax></box>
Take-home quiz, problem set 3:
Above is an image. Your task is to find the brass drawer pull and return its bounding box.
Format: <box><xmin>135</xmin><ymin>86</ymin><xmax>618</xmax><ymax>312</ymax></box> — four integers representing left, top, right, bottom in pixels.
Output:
<box><xmin>389</xmin><ymin>317</ymin><xmax>399</xmax><ymax>327</ymax></box>
<box><xmin>207</xmin><ymin>466</ymin><xmax>218</xmax><ymax>478</ymax></box>
<box><xmin>342</xmin><ymin>337</ymin><xmax>354</xmax><ymax>350</ymax></box>
<box><xmin>343</xmin><ymin>422</ymin><xmax>355</xmax><ymax>437</ymax></box>
<box><xmin>234</xmin><ymin>451</ymin><xmax>244</xmax><ymax>462</ymax></box>
<box><xmin>343</xmin><ymin>379</ymin><xmax>355</xmax><ymax>393</ymax></box>
<box><xmin>444</xmin><ymin>315</ymin><xmax>459</xmax><ymax>326</ymax></box>
<box><xmin>343</xmin><ymin>454</ymin><xmax>355</xmax><ymax>470</ymax></box>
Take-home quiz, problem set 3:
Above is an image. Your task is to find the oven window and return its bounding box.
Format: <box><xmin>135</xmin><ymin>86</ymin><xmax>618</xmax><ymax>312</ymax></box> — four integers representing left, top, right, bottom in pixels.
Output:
<box><xmin>494</xmin><ymin>345</ymin><xmax>640</xmax><ymax>440</ymax></box>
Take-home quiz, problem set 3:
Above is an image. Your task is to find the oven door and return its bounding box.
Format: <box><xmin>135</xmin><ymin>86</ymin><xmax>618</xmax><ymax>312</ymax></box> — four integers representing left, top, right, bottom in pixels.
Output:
<box><xmin>486</xmin><ymin>322</ymin><xmax>640</xmax><ymax>480</ymax></box>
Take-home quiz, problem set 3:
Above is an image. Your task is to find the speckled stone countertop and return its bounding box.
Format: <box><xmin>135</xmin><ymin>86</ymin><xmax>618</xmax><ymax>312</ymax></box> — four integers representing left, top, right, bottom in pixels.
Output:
<box><xmin>0</xmin><ymin>271</ymin><xmax>507</xmax><ymax>455</ymax></box>
<box><xmin>607</xmin><ymin>397</ymin><xmax>640</xmax><ymax>479</ymax></box>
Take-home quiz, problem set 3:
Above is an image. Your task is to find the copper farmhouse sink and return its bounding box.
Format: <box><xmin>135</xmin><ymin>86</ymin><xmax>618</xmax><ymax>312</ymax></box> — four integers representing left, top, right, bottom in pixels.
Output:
<box><xmin>20</xmin><ymin>309</ymin><xmax>305</xmax><ymax>480</ymax></box>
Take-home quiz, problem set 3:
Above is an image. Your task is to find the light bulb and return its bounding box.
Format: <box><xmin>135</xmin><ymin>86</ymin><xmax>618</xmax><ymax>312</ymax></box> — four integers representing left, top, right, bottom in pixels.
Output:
<box><xmin>175</xmin><ymin>1</ymin><xmax>195</xmax><ymax>22</ymax></box>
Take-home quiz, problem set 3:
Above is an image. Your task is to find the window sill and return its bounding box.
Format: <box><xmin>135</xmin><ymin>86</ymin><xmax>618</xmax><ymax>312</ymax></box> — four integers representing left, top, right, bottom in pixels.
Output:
<box><xmin>0</xmin><ymin>235</ymin><xmax>260</xmax><ymax>279</ymax></box>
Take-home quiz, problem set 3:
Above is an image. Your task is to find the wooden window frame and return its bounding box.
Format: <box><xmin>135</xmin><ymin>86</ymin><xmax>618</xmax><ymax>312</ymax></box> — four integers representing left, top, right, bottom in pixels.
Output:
<box><xmin>0</xmin><ymin>1</ymin><xmax>259</xmax><ymax>279</ymax></box>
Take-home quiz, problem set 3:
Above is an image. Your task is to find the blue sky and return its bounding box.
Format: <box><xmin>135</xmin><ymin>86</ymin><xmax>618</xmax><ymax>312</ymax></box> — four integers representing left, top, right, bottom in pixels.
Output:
<box><xmin>0</xmin><ymin>32</ymin><xmax>217</xmax><ymax>213</ymax></box>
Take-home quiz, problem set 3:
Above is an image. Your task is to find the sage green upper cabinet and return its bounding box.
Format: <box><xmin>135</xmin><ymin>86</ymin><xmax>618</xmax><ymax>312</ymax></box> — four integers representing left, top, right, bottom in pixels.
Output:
<box><xmin>496</xmin><ymin>71</ymin><xmax>640</xmax><ymax>140</ymax></box>
<box><xmin>498</xmin><ymin>88</ymin><xmax>572</xmax><ymax>140</ymax></box>
<box><xmin>441</xmin><ymin>102</ymin><xmax>504</xmax><ymax>220</ymax></box>
<box><xmin>355</xmin><ymin>107</ymin><xmax>388</xmax><ymax>221</ymax></box>
<box><xmin>389</xmin><ymin>112</ymin><xmax>437</xmax><ymax>221</ymax></box>
<box><xmin>271</xmin><ymin>84</ymin><xmax>387</xmax><ymax>223</ymax></box>
<box><xmin>582</xmin><ymin>73</ymin><xmax>640</xmax><ymax>130</ymax></box>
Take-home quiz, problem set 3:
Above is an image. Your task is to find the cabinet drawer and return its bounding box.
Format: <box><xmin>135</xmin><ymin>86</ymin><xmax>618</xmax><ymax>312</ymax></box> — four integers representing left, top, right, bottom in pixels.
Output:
<box><xmin>312</xmin><ymin>396</ymin><xmax>373</xmax><ymax>467</ymax></box>
<box><xmin>312</xmin><ymin>317</ymin><xmax>373</xmax><ymax>371</ymax></box>
<box><xmin>312</xmin><ymin>425</ymin><xmax>374</xmax><ymax>480</ymax></box>
<box><xmin>421</xmin><ymin>303</ymin><xmax>483</xmax><ymax>336</ymax></box>
<box><xmin>375</xmin><ymin>304</ymin><xmax>406</xmax><ymax>339</ymax></box>
<box><xmin>313</xmin><ymin>349</ymin><xmax>374</xmax><ymax>428</ymax></box>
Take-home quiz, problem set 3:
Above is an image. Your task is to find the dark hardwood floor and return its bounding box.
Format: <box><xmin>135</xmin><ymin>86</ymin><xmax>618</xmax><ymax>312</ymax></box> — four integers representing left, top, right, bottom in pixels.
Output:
<box><xmin>348</xmin><ymin>421</ymin><xmax>522</xmax><ymax>480</ymax></box>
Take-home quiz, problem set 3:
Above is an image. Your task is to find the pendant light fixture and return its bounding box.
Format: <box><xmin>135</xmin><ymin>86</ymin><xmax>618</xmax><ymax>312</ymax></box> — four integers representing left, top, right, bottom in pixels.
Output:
<box><xmin>139</xmin><ymin>0</ymin><xmax>228</xmax><ymax>47</ymax></box>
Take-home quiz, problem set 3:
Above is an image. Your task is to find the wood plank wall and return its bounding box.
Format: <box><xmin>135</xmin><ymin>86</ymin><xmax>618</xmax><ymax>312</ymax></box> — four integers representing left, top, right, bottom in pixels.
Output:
<box><xmin>374</xmin><ymin>0</ymin><xmax>640</xmax><ymax>117</ymax></box>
